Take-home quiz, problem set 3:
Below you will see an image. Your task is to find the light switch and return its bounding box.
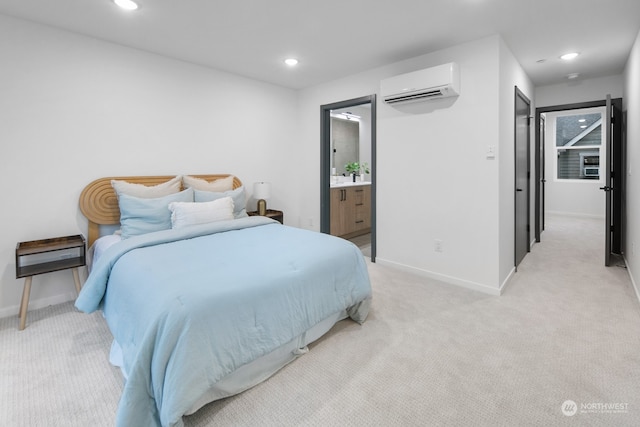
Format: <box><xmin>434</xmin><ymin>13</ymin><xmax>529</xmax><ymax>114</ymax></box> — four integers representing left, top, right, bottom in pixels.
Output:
<box><xmin>486</xmin><ymin>145</ymin><xmax>496</xmax><ymax>159</ymax></box>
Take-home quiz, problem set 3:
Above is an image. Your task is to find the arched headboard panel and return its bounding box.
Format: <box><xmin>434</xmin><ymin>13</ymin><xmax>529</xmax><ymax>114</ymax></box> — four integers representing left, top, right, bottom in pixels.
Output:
<box><xmin>79</xmin><ymin>174</ymin><xmax>242</xmax><ymax>246</ymax></box>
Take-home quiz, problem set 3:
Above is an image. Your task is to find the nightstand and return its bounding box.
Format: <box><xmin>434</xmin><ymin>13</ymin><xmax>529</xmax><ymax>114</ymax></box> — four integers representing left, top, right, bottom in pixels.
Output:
<box><xmin>15</xmin><ymin>234</ymin><xmax>86</xmax><ymax>330</ymax></box>
<box><xmin>248</xmin><ymin>209</ymin><xmax>284</xmax><ymax>224</ymax></box>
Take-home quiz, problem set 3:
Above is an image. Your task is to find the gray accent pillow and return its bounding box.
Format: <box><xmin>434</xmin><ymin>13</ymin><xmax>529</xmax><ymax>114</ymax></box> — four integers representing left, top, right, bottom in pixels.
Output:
<box><xmin>119</xmin><ymin>188</ymin><xmax>194</xmax><ymax>239</ymax></box>
<box><xmin>194</xmin><ymin>186</ymin><xmax>248</xmax><ymax>219</ymax></box>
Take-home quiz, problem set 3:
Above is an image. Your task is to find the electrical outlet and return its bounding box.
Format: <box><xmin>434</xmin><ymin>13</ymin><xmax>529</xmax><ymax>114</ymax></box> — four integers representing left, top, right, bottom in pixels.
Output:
<box><xmin>434</xmin><ymin>239</ymin><xmax>443</xmax><ymax>252</ymax></box>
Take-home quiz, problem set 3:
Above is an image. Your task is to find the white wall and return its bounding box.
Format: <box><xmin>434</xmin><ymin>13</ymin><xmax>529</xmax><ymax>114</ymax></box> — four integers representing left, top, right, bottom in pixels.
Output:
<box><xmin>623</xmin><ymin>28</ymin><xmax>640</xmax><ymax>299</ymax></box>
<box><xmin>543</xmin><ymin>108</ymin><xmax>606</xmax><ymax>218</ymax></box>
<box><xmin>298</xmin><ymin>35</ymin><xmax>529</xmax><ymax>294</ymax></box>
<box><xmin>536</xmin><ymin>74</ymin><xmax>623</xmax><ymax>107</ymax></box>
<box><xmin>0</xmin><ymin>15</ymin><xmax>298</xmax><ymax>317</ymax></box>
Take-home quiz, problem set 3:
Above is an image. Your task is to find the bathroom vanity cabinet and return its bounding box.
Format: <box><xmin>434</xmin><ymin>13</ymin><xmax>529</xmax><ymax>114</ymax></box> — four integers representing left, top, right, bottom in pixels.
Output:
<box><xmin>330</xmin><ymin>184</ymin><xmax>371</xmax><ymax>238</ymax></box>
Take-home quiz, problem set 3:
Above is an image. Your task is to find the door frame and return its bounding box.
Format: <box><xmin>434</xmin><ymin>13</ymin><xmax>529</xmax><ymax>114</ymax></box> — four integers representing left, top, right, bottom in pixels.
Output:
<box><xmin>320</xmin><ymin>95</ymin><xmax>377</xmax><ymax>262</ymax></box>
<box><xmin>533</xmin><ymin>98</ymin><xmax>624</xmax><ymax>258</ymax></box>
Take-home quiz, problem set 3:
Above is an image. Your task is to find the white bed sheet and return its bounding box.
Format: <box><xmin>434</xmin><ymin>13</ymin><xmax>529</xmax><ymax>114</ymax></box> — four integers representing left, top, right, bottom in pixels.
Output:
<box><xmin>87</xmin><ymin>234</ymin><xmax>122</xmax><ymax>272</ymax></box>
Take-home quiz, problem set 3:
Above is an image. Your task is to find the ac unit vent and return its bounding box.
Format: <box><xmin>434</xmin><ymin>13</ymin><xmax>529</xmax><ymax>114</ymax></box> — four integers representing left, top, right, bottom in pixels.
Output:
<box><xmin>384</xmin><ymin>89</ymin><xmax>447</xmax><ymax>104</ymax></box>
<box><xmin>381</xmin><ymin>63</ymin><xmax>460</xmax><ymax>105</ymax></box>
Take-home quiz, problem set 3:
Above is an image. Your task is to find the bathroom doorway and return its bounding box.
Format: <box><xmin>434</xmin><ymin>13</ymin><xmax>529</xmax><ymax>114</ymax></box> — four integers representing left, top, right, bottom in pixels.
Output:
<box><xmin>320</xmin><ymin>95</ymin><xmax>377</xmax><ymax>262</ymax></box>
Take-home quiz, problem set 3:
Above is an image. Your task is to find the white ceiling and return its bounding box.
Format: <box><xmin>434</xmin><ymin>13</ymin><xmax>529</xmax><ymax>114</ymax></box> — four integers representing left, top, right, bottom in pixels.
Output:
<box><xmin>1</xmin><ymin>0</ymin><xmax>639</xmax><ymax>89</ymax></box>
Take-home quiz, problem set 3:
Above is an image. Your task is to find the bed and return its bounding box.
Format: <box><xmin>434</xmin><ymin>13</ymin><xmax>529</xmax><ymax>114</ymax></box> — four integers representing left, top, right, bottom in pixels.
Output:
<box><xmin>75</xmin><ymin>175</ymin><xmax>372</xmax><ymax>427</ymax></box>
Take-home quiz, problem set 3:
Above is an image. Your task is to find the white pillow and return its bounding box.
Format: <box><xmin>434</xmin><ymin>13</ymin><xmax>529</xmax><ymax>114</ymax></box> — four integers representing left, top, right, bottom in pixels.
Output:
<box><xmin>182</xmin><ymin>175</ymin><xmax>234</xmax><ymax>192</ymax></box>
<box><xmin>111</xmin><ymin>176</ymin><xmax>182</xmax><ymax>199</ymax></box>
<box><xmin>168</xmin><ymin>197</ymin><xmax>234</xmax><ymax>229</ymax></box>
<box><xmin>193</xmin><ymin>186</ymin><xmax>248</xmax><ymax>219</ymax></box>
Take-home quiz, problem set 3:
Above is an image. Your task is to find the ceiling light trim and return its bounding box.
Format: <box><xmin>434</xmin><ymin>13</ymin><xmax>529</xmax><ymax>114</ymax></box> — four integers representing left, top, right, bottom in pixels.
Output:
<box><xmin>560</xmin><ymin>52</ymin><xmax>580</xmax><ymax>61</ymax></box>
<box><xmin>114</xmin><ymin>0</ymin><xmax>139</xmax><ymax>11</ymax></box>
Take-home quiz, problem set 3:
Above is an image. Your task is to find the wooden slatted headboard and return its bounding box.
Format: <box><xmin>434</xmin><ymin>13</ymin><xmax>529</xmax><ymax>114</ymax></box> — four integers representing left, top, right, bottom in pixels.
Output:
<box><xmin>79</xmin><ymin>174</ymin><xmax>242</xmax><ymax>246</ymax></box>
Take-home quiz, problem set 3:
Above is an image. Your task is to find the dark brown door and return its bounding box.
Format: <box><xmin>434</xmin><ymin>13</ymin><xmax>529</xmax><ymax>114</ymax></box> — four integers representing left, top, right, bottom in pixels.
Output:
<box><xmin>601</xmin><ymin>95</ymin><xmax>625</xmax><ymax>265</ymax></box>
<box><xmin>514</xmin><ymin>87</ymin><xmax>531</xmax><ymax>268</ymax></box>
<box><xmin>603</xmin><ymin>95</ymin><xmax>613</xmax><ymax>266</ymax></box>
<box><xmin>535</xmin><ymin>115</ymin><xmax>546</xmax><ymax>242</ymax></box>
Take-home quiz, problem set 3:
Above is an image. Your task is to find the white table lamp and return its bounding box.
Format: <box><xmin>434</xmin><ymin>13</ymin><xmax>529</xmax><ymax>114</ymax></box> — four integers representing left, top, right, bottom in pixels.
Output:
<box><xmin>253</xmin><ymin>182</ymin><xmax>271</xmax><ymax>215</ymax></box>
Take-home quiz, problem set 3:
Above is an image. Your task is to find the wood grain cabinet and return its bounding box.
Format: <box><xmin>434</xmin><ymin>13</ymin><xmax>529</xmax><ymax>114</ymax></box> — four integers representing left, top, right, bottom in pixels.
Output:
<box><xmin>330</xmin><ymin>185</ymin><xmax>371</xmax><ymax>238</ymax></box>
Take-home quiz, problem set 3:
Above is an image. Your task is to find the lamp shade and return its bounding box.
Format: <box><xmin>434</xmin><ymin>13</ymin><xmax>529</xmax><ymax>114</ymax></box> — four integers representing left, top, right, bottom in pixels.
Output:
<box><xmin>253</xmin><ymin>182</ymin><xmax>271</xmax><ymax>200</ymax></box>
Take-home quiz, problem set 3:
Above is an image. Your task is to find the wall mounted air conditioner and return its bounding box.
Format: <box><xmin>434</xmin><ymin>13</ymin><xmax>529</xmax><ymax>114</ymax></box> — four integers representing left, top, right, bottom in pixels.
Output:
<box><xmin>380</xmin><ymin>62</ymin><xmax>460</xmax><ymax>105</ymax></box>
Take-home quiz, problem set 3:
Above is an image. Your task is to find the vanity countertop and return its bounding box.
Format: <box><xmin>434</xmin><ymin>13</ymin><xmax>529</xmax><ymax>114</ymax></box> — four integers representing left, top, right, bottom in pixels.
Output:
<box><xmin>330</xmin><ymin>181</ymin><xmax>372</xmax><ymax>188</ymax></box>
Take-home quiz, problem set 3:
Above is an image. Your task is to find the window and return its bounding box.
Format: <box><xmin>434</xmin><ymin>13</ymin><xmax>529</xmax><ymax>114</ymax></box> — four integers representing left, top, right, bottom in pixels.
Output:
<box><xmin>555</xmin><ymin>112</ymin><xmax>602</xmax><ymax>180</ymax></box>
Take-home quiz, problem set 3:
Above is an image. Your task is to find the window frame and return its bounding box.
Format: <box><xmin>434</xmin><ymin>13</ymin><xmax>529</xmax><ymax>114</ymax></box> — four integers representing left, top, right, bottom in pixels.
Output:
<box><xmin>552</xmin><ymin>107</ymin><xmax>605</xmax><ymax>183</ymax></box>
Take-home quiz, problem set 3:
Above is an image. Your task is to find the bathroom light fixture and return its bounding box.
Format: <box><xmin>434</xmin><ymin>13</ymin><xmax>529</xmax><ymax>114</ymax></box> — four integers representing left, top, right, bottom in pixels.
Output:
<box><xmin>560</xmin><ymin>52</ymin><xmax>579</xmax><ymax>61</ymax></box>
<box><xmin>114</xmin><ymin>0</ymin><xmax>139</xmax><ymax>10</ymax></box>
<box><xmin>330</xmin><ymin>111</ymin><xmax>361</xmax><ymax>122</ymax></box>
<box><xmin>284</xmin><ymin>58</ymin><xmax>298</xmax><ymax>66</ymax></box>
<box><xmin>342</xmin><ymin>112</ymin><xmax>361</xmax><ymax>121</ymax></box>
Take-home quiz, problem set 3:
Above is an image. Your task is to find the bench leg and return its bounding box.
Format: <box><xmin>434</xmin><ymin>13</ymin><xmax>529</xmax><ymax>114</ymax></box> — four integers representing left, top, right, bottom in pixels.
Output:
<box><xmin>72</xmin><ymin>267</ymin><xmax>81</xmax><ymax>294</ymax></box>
<box><xmin>18</xmin><ymin>276</ymin><xmax>32</xmax><ymax>331</ymax></box>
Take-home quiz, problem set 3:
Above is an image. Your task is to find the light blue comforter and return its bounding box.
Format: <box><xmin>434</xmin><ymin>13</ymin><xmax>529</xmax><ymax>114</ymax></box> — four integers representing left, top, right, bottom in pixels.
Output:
<box><xmin>75</xmin><ymin>216</ymin><xmax>372</xmax><ymax>427</ymax></box>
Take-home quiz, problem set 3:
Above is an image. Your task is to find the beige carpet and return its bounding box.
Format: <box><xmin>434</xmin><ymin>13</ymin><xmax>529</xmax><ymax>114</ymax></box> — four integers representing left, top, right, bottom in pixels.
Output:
<box><xmin>1</xmin><ymin>215</ymin><xmax>639</xmax><ymax>426</ymax></box>
<box><xmin>348</xmin><ymin>233</ymin><xmax>371</xmax><ymax>258</ymax></box>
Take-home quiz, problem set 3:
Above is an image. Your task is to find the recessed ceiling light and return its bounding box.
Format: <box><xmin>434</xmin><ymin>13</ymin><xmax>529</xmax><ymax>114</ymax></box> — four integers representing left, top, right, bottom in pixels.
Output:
<box><xmin>580</xmin><ymin>125</ymin><xmax>587</xmax><ymax>129</ymax></box>
<box><xmin>284</xmin><ymin>58</ymin><xmax>298</xmax><ymax>66</ymax></box>
<box><xmin>566</xmin><ymin>73</ymin><xmax>580</xmax><ymax>80</ymax></box>
<box><xmin>560</xmin><ymin>52</ymin><xmax>579</xmax><ymax>61</ymax></box>
<box><xmin>578</xmin><ymin>119</ymin><xmax>586</xmax><ymax>122</ymax></box>
<box><xmin>114</xmin><ymin>0</ymin><xmax>139</xmax><ymax>11</ymax></box>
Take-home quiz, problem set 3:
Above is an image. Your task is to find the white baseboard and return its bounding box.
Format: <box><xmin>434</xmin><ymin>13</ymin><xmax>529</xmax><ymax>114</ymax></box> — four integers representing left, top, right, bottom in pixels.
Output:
<box><xmin>375</xmin><ymin>258</ymin><xmax>501</xmax><ymax>296</ymax></box>
<box><xmin>499</xmin><ymin>266</ymin><xmax>517</xmax><ymax>295</ymax></box>
<box><xmin>0</xmin><ymin>291</ymin><xmax>77</xmax><ymax>320</ymax></box>
<box><xmin>623</xmin><ymin>256</ymin><xmax>640</xmax><ymax>305</ymax></box>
